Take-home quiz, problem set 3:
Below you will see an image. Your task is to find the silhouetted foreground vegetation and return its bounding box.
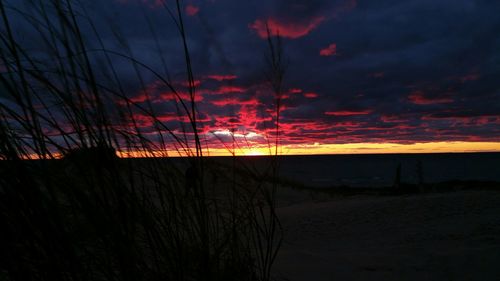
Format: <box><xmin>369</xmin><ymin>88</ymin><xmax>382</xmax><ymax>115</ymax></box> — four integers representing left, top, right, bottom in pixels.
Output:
<box><xmin>0</xmin><ymin>1</ymin><xmax>283</xmax><ymax>280</ymax></box>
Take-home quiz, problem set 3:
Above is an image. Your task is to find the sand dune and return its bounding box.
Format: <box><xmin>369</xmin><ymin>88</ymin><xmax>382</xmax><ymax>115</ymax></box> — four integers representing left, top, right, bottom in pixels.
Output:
<box><xmin>274</xmin><ymin>190</ymin><xmax>500</xmax><ymax>280</ymax></box>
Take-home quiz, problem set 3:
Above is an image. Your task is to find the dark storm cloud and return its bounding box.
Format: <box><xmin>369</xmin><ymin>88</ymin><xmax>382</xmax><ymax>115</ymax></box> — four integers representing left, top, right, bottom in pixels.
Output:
<box><xmin>4</xmin><ymin>0</ymin><xmax>499</xmax><ymax>147</ymax></box>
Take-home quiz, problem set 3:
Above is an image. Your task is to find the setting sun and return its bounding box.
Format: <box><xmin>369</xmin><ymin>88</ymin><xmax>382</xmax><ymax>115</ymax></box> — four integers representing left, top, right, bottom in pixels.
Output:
<box><xmin>243</xmin><ymin>148</ymin><xmax>267</xmax><ymax>156</ymax></box>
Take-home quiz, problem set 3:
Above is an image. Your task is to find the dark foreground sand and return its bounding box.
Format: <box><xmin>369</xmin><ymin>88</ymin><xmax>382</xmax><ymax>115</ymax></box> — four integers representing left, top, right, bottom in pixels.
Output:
<box><xmin>273</xmin><ymin>190</ymin><xmax>500</xmax><ymax>281</ymax></box>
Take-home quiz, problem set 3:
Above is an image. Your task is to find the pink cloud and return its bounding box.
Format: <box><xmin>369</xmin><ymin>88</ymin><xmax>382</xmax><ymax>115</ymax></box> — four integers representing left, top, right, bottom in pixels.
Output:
<box><xmin>128</xmin><ymin>93</ymin><xmax>150</xmax><ymax>103</ymax></box>
<box><xmin>248</xmin><ymin>0</ymin><xmax>357</xmax><ymax>40</ymax></box>
<box><xmin>206</xmin><ymin>74</ymin><xmax>238</xmax><ymax>81</ymax></box>
<box><xmin>422</xmin><ymin>113</ymin><xmax>500</xmax><ymax>124</ymax></box>
<box><xmin>211</xmin><ymin>97</ymin><xmax>260</xmax><ymax>107</ymax></box>
<box><xmin>180</xmin><ymin>79</ymin><xmax>201</xmax><ymax>88</ymax></box>
<box><xmin>158</xmin><ymin>91</ymin><xmax>204</xmax><ymax>102</ymax></box>
<box><xmin>249</xmin><ymin>16</ymin><xmax>326</xmax><ymax>39</ymax></box>
<box><xmin>381</xmin><ymin>114</ymin><xmax>409</xmax><ymax>123</ymax></box>
<box><xmin>304</xmin><ymin>92</ymin><xmax>319</xmax><ymax>98</ymax></box>
<box><xmin>408</xmin><ymin>90</ymin><xmax>453</xmax><ymax>105</ymax></box>
<box><xmin>288</xmin><ymin>88</ymin><xmax>303</xmax><ymax>94</ymax></box>
<box><xmin>185</xmin><ymin>4</ymin><xmax>200</xmax><ymax>16</ymax></box>
<box><xmin>320</xmin><ymin>43</ymin><xmax>337</xmax><ymax>56</ymax></box>
<box><xmin>211</xmin><ymin>86</ymin><xmax>245</xmax><ymax>94</ymax></box>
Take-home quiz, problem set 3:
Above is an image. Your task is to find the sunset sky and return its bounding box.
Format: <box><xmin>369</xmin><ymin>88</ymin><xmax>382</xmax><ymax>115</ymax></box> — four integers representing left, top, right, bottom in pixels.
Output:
<box><xmin>5</xmin><ymin>0</ymin><xmax>500</xmax><ymax>156</ymax></box>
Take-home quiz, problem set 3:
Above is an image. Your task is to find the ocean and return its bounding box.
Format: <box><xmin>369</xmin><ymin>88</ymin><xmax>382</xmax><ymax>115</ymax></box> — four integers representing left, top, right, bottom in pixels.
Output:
<box><xmin>213</xmin><ymin>152</ymin><xmax>500</xmax><ymax>188</ymax></box>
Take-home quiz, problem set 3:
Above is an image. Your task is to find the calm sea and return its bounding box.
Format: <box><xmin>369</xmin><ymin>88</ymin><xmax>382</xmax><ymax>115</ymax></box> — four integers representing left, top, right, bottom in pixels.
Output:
<box><xmin>212</xmin><ymin>153</ymin><xmax>500</xmax><ymax>188</ymax></box>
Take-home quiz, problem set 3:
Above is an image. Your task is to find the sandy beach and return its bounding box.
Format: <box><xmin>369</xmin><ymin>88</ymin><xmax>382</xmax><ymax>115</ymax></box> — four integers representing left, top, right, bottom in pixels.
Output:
<box><xmin>273</xmin><ymin>190</ymin><xmax>500</xmax><ymax>280</ymax></box>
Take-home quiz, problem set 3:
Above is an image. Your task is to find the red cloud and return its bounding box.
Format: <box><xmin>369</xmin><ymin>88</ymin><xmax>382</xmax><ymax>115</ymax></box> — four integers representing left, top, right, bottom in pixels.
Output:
<box><xmin>325</xmin><ymin>109</ymin><xmax>373</xmax><ymax>116</ymax></box>
<box><xmin>320</xmin><ymin>43</ymin><xmax>337</xmax><ymax>56</ymax></box>
<box><xmin>158</xmin><ymin>91</ymin><xmax>203</xmax><ymax>102</ymax></box>
<box><xmin>180</xmin><ymin>79</ymin><xmax>201</xmax><ymax>88</ymax></box>
<box><xmin>207</xmin><ymin>74</ymin><xmax>238</xmax><ymax>81</ymax></box>
<box><xmin>304</xmin><ymin>92</ymin><xmax>319</xmax><ymax>98</ymax></box>
<box><xmin>408</xmin><ymin>90</ymin><xmax>453</xmax><ymax>105</ymax></box>
<box><xmin>381</xmin><ymin>114</ymin><xmax>409</xmax><ymax>123</ymax></box>
<box><xmin>211</xmin><ymin>86</ymin><xmax>245</xmax><ymax>94</ymax></box>
<box><xmin>422</xmin><ymin>113</ymin><xmax>500</xmax><ymax>124</ymax></box>
<box><xmin>211</xmin><ymin>97</ymin><xmax>260</xmax><ymax>107</ymax></box>
<box><xmin>185</xmin><ymin>4</ymin><xmax>200</xmax><ymax>16</ymax></box>
<box><xmin>288</xmin><ymin>88</ymin><xmax>303</xmax><ymax>94</ymax></box>
<box><xmin>249</xmin><ymin>16</ymin><xmax>325</xmax><ymax>39</ymax></box>
<box><xmin>156</xmin><ymin>113</ymin><xmax>190</xmax><ymax>123</ymax></box>
<box><xmin>121</xmin><ymin>93</ymin><xmax>150</xmax><ymax>104</ymax></box>
<box><xmin>128</xmin><ymin>112</ymin><xmax>204</xmax><ymax>131</ymax></box>
<box><xmin>211</xmin><ymin>104</ymin><xmax>272</xmax><ymax>131</ymax></box>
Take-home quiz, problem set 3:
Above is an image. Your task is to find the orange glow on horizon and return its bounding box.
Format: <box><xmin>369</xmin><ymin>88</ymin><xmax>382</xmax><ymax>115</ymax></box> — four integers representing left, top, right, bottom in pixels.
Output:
<box><xmin>119</xmin><ymin>141</ymin><xmax>500</xmax><ymax>157</ymax></box>
<box><xmin>202</xmin><ymin>141</ymin><xmax>500</xmax><ymax>157</ymax></box>
<box><xmin>19</xmin><ymin>141</ymin><xmax>500</xmax><ymax>159</ymax></box>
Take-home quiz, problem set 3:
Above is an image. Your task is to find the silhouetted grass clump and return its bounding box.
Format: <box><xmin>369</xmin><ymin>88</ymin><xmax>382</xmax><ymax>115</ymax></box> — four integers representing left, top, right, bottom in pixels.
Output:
<box><xmin>0</xmin><ymin>1</ymin><xmax>282</xmax><ymax>280</ymax></box>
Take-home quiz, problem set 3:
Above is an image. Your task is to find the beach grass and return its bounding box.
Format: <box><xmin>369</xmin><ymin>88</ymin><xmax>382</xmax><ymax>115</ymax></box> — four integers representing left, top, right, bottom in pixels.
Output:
<box><xmin>0</xmin><ymin>1</ymin><xmax>283</xmax><ymax>280</ymax></box>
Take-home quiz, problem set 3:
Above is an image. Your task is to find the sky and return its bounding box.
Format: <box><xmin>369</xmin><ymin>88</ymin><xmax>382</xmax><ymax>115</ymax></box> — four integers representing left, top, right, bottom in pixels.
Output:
<box><xmin>3</xmin><ymin>0</ymin><xmax>500</xmax><ymax>156</ymax></box>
